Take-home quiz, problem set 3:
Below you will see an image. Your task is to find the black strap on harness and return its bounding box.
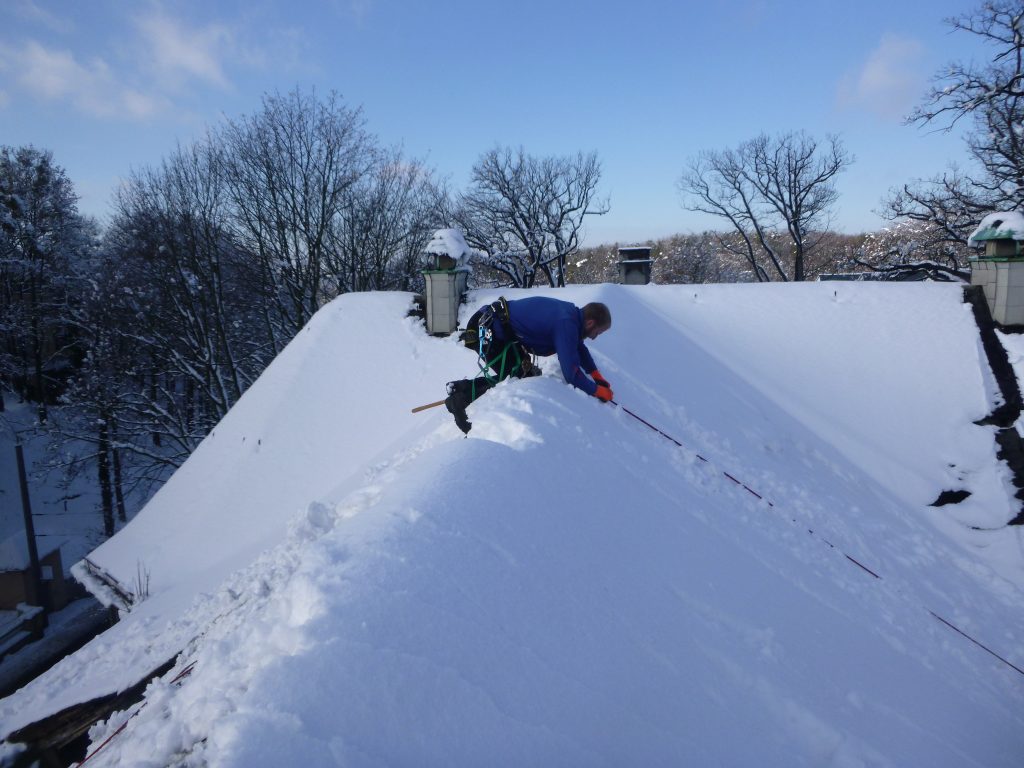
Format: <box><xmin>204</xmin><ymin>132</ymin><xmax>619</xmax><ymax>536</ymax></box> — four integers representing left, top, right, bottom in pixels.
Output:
<box><xmin>459</xmin><ymin>297</ymin><xmax>513</xmax><ymax>350</ymax></box>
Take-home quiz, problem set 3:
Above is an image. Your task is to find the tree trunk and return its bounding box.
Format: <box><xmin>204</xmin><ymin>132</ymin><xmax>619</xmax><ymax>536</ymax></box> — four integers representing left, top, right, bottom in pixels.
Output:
<box><xmin>112</xmin><ymin>442</ymin><xmax>127</xmax><ymax>524</ymax></box>
<box><xmin>97</xmin><ymin>416</ymin><xmax>115</xmax><ymax>537</ymax></box>
<box><xmin>31</xmin><ymin>282</ymin><xmax>47</xmax><ymax>423</ymax></box>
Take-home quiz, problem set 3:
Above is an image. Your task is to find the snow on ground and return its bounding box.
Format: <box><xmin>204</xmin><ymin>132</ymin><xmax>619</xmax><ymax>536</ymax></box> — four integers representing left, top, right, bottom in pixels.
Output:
<box><xmin>2</xmin><ymin>282</ymin><xmax>1023</xmax><ymax>766</ymax></box>
<box><xmin>0</xmin><ymin>401</ymin><xmax>111</xmax><ymax>576</ymax></box>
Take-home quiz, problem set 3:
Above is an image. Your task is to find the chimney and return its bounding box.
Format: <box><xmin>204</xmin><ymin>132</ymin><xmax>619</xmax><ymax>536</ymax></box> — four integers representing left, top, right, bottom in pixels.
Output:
<box><xmin>617</xmin><ymin>246</ymin><xmax>653</xmax><ymax>285</ymax></box>
<box><xmin>422</xmin><ymin>229</ymin><xmax>471</xmax><ymax>335</ymax></box>
<box><xmin>969</xmin><ymin>212</ymin><xmax>1024</xmax><ymax>325</ymax></box>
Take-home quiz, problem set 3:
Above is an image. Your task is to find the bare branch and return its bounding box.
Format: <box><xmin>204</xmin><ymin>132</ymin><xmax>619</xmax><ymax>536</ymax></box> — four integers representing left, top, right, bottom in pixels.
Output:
<box><xmin>679</xmin><ymin>132</ymin><xmax>851</xmax><ymax>281</ymax></box>
<box><xmin>455</xmin><ymin>147</ymin><xmax>608</xmax><ymax>287</ymax></box>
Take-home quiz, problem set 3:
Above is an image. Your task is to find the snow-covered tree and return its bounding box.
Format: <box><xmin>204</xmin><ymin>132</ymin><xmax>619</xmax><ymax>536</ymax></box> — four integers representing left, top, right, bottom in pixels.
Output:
<box><xmin>100</xmin><ymin>141</ymin><xmax>274</xmax><ymax>466</ymax></box>
<box><xmin>656</xmin><ymin>232</ymin><xmax>758</xmax><ymax>284</ymax></box>
<box><xmin>0</xmin><ymin>145</ymin><xmax>93</xmax><ymax>421</ymax></box>
<box><xmin>854</xmin><ymin>220</ymin><xmax>972</xmax><ymax>281</ymax></box>
<box><xmin>69</xmin><ymin>90</ymin><xmax>445</xmax><ymax>507</ymax></box>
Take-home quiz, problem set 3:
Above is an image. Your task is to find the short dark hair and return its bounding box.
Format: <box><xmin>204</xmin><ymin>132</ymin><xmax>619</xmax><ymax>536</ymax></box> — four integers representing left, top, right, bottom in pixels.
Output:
<box><xmin>582</xmin><ymin>302</ymin><xmax>611</xmax><ymax>330</ymax></box>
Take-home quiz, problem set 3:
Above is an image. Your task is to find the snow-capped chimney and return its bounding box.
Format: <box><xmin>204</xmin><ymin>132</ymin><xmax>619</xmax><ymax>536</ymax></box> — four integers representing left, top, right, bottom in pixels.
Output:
<box><xmin>969</xmin><ymin>212</ymin><xmax>1024</xmax><ymax>325</ymax></box>
<box><xmin>422</xmin><ymin>229</ymin><xmax>471</xmax><ymax>335</ymax></box>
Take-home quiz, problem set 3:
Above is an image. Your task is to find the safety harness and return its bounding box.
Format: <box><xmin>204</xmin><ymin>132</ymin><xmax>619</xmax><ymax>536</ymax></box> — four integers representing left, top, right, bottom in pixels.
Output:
<box><xmin>458</xmin><ymin>296</ymin><xmax>531</xmax><ymax>398</ymax></box>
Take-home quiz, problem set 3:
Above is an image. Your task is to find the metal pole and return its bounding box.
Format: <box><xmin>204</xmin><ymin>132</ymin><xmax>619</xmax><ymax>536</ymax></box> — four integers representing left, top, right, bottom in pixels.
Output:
<box><xmin>15</xmin><ymin>441</ymin><xmax>44</xmax><ymax>606</ymax></box>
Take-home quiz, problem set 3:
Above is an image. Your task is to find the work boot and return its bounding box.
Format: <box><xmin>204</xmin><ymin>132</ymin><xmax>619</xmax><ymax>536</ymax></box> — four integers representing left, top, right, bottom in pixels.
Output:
<box><xmin>445</xmin><ymin>379</ymin><xmax>491</xmax><ymax>434</ymax></box>
<box><xmin>445</xmin><ymin>380</ymin><xmax>475</xmax><ymax>434</ymax></box>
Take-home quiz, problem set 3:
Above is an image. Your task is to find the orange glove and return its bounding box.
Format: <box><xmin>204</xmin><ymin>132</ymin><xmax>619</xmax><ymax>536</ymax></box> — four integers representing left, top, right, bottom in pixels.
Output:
<box><xmin>594</xmin><ymin>384</ymin><xmax>614</xmax><ymax>402</ymax></box>
<box><xmin>591</xmin><ymin>369</ymin><xmax>611</xmax><ymax>389</ymax></box>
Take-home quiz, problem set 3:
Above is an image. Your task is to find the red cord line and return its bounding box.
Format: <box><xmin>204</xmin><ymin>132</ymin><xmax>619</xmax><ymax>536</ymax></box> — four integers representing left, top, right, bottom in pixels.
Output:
<box><xmin>611</xmin><ymin>399</ymin><xmax>1023</xmax><ymax>679</ymax></box>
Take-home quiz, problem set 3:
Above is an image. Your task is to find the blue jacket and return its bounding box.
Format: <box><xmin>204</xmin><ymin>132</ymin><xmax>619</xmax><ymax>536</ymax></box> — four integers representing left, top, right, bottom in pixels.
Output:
<box><xmin>491</xmin><ymin>297</ymin><xmax>598</xmax><ymax>396</ymax></box>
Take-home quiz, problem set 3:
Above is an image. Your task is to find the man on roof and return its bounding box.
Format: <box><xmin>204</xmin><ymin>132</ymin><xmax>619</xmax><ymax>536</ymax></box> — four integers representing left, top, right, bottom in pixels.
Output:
<box><xmin>444</xmin><ymin>296</ymin><xmax>613</xmax><ymax>433</ymax></box>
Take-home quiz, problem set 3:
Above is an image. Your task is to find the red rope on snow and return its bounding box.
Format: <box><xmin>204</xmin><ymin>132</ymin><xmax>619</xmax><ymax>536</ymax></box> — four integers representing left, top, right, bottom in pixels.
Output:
<box><xmin>928</xmin><ymin>611</ymin><xmax>1024</xmax><ymax>677</ymax></box>
<box><xmin>611</xmin><ymin>400</ymin><xmax>1024</xmax><ymax>680</ymax></box>
<box><xmin>614</xmin><ymin>401</ymin><xmax>774</xmax><ymax>507</ymax></box>
<box><xmin>75</xmin><ymin>661</ymin><xmax>197</xmax><ymax>766</ymax></box>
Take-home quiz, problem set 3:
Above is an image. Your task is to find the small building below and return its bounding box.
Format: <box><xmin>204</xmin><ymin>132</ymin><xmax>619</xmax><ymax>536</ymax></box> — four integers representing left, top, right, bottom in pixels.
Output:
<box><xmin>0</xmin><ymin>535</ymin><xmax>69</xmax><ymax>612</ymax></box>
<box><xmin>0</xmin><ymin>537</ymin><xmax>70</xmax><ymax>660</ymax></box>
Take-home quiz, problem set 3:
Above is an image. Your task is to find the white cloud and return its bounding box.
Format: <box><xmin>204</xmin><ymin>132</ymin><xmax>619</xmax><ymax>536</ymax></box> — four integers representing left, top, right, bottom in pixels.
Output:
<box><xmin>0</xmin><ymin>5</ymin><xmax>239</xmax><ymax>122</ymax></box>
<box><xmin>0</xmin><ymin>8</ymin><xmax>285</xmax><ymax>122</ymax></box>
<box><xmin>838</xmin><ymin>34</ymin><xmax>926</xmax><ymax>121</ymax></box>
<box><xmin>134</xmin><ymin>10</ymin><xmax>232</xmax><ymax>90</ymax></box>
<box><xmin>3</xmin><ymin>40</ymin><xmax>164</xmax><ymax>118</ymax></box>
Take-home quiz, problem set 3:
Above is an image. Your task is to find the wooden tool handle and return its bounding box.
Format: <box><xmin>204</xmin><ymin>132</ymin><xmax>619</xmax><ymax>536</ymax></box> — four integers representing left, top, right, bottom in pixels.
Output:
<box><xmin>411</xmin><ymin>398</ymin><xmax>447</xmax><ymax>413</ymax></box>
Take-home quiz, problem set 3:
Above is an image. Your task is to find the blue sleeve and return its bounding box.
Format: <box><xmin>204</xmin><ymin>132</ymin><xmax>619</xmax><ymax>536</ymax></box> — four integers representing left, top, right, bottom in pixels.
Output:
<box><xmin>554</xmin><ymin>318</ymin><xmax>597</xmax><ymax>395</ymax></box>
<box><xmin>578</xmin><ymin>343</ymin><xmax>596</xmax><ymax>375</ymax></box>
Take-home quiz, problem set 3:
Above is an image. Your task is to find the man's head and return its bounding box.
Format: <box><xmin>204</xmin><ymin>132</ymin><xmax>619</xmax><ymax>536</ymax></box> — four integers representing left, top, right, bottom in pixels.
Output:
<box><xmin>582</xmin><ymin>302</ymin><xmax>611</xmax><ymax>340</ymax></box>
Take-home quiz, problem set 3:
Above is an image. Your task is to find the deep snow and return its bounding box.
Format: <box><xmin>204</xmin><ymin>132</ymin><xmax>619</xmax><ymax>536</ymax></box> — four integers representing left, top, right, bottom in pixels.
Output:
<box><xmin>2</xmin><ymin>282</ymin><xmax>1023</xmax><ymax>766</ymax></box>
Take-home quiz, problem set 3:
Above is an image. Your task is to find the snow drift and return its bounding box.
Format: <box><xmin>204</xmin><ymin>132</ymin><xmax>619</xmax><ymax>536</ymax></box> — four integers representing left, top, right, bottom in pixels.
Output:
<box><xmin>2</xmin><ymin>282</ymin><xmax>1023</xmax><ymax>766</ymax></box>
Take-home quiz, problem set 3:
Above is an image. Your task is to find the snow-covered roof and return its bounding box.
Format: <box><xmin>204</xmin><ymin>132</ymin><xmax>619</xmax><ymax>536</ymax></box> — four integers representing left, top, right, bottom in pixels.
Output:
<box><xmin>968</xmin><ymin>211</ymin><xmax>1024</xmax><ymax>246</ymax></box>
<box><xmin>424</xmin><ymin>228</ymin><xmax>471</xmax><ymax>265</ymax></box>
<box><xmin>4</xmin><ymin>284</ymin><xmax>1024</xmax><ymax>765</ymax></box>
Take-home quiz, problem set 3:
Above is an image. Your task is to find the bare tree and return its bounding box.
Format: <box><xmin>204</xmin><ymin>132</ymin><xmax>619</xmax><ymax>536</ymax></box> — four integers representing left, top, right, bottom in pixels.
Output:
<box><xmin>883</xmin><ymin>166</ymin><xmax>993</xmax><ymax>249</ymax></box>
<box><xmin>887</xmin><ymin>1</ymin><xmax>1024</xmax><ymax>240</ymax></box>
<box><xmin>455</xmin><ymin>147</ymin><xmax>609</xmax><ymax>287</ymax></box>
<box><xmin>94</xmin><ymin>140</ymin><xmax>269</xmax><ymax>475</ymax></box>
<box><xmin>328</xmin><ymin>147</ymin><xmax>446</xmax><ymax>294</ymax></box>
<box><xmin>679</xmin><ymin>132</ymin><xmax>852</xmax><ymax>281</ymax></box>
<box><xmin>680</xmin><ymin>147</ymin><xmax>777</xmax><ymax>281</ymax></box>
<box><xmin>221</xmin><ymin>88</ymin><xmax>375</xmax><ymax>342</ymax></box>
<box><xmin>4</xmin><ymin>92</ymin><xmax>451</xmax><ymax>538</ymax></box>
<box><xmin>65</xmin><ymin>90</ymin><xmax>444</xmax><ymax>514</ymax></box>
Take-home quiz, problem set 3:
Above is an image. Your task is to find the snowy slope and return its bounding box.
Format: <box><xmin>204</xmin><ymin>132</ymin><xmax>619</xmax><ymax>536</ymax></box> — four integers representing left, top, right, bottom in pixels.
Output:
<box><xmin>0</xmin><ymin>293</ymin><xmax>470</xmax><ymax>718</ymax></box>
<box><xmin>2</xmin><ymin>283</ymin><xmax>1023</xmax><ymax>766</ymax></box>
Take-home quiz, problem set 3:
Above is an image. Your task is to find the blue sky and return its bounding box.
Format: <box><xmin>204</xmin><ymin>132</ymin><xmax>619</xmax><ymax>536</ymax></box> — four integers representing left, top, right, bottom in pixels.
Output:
<box><xmin>0</xmin><ymin>0</ymin><xmax>988</xmax><ymax>246</ymax></box>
